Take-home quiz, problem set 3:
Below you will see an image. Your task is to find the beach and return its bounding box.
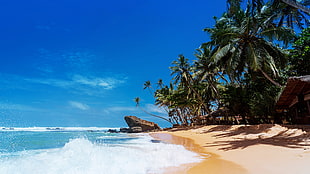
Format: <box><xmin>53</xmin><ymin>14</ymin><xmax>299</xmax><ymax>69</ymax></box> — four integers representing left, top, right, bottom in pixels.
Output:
<box><xmin>152</xmin><ymin>124</ymin><xmax>310</xmax><ymax>174</ymax></box>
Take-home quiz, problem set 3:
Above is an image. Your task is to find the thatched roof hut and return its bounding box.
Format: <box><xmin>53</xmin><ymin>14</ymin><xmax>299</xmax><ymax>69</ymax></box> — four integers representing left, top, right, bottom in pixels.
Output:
<box><xmin>276</xmin><ymin>75</ymin><xmax>310</xmax><ymax>110</ymax></box>
<box><xmin>276</xmin><ymin>75</ymin><xmax>310</xmax><ymax>124</ymax></box>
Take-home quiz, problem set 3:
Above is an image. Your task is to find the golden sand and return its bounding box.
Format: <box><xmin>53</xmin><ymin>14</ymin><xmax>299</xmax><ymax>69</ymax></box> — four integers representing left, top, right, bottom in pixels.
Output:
<box><xmin>151</xmin><ymin>124</ymin><xmax>310</xmax><ymax>174</ymax></box>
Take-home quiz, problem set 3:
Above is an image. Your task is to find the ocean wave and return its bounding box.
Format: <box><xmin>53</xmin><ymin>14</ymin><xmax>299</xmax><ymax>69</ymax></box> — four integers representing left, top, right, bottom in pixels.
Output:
<box><xmin>0</xmin><ymin>135</ymin><xmax>202</xmax><ymax>174</ymax></box>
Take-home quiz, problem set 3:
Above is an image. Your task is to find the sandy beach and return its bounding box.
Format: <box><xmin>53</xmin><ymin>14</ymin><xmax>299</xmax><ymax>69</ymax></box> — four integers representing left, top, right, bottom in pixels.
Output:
<box><xmin>152</xmin><ymin>124</ymin><xmax>310</xmax><ymax>174</ymax></box>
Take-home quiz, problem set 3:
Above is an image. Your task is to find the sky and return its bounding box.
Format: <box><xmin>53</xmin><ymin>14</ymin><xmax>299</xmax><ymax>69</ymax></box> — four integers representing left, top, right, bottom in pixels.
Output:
<box><xmin>0</xmin><ymin>0</ymin><xmax>226</xmax><ymax>128</ymax></box>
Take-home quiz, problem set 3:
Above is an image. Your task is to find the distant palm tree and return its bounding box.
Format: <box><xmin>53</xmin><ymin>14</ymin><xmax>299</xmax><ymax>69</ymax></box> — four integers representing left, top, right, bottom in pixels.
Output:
<box><xmin>194</xmin><ymin>45</ymin><xmax>222</xmax><ymax>99</ymax></box>
<box><xmin>170</xmin><ymin>55</ymin><xmax>211</xmax><ymax>114</ymax></box>
<box><xmin>156</xmin><ymin>79</ymin><xmax>164</xmax><ymax>89</ymax></box>
<box><xmin>143</xmin><ymin>80</ymin><xmax>153</xmax><ymax>96</ymax></box>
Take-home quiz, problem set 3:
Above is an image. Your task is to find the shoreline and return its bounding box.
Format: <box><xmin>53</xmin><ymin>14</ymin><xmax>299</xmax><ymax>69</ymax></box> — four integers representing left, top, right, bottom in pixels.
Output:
<box><xmin>151</xmin><ymin>124</ymin><xmax>310</xmax><ymax>174</ymax></box>
<box><xmin>151</xmin><ymin>132</ymin><xmax>247</xmax><ymax>174</ymax></box>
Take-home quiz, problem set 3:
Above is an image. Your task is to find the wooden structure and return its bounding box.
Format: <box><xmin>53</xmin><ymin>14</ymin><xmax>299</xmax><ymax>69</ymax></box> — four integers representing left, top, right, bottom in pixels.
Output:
<box><xmin>276</xmin><ymin>75</ymin><xmax>310</xmax><ymax>124</ymax></box>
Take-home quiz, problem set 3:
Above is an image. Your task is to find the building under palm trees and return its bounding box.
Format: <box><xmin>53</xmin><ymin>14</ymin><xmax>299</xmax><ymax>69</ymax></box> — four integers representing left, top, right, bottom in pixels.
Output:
<box><xmin>276</xmin><ymin>75</ymin><xmax>310</xmax><ymax>124</ymax></box>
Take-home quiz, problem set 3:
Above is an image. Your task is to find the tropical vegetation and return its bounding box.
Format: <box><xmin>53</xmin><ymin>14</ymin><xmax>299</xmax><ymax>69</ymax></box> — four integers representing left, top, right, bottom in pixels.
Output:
<box><xmin>137</xmin><ymin>0</ymin><xmax>310</xmax><ymax>126</ymax></box>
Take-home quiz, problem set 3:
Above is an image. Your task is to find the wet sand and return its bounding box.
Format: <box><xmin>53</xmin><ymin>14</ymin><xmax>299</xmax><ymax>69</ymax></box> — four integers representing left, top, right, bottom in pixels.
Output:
<box><xmin>151</xmin><ymin>133</ymin><xmax>247</xmax><ymax>174</ymax></box>
<box><xmin>151</xmin><ymin>124</ymin><xmax>310</xmax><ymax>174</ymax></box>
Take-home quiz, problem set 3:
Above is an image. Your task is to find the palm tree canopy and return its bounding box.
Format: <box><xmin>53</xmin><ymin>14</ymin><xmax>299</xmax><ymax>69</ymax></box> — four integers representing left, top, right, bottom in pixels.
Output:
<box><xmin>204</xmin><ymin>4</ymin><xmax>295</xmax><ymax>86</ymax></box>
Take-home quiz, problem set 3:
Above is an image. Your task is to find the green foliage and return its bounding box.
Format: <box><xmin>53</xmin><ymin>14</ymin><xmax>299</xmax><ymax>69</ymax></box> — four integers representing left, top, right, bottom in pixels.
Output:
<box><xmin>138</xmin><ymin>0</ymin><xmax>309</xmax><ymax>126</ymax></box>
<box><xmin>288</xmin><ymin>27</ymin><xmax>310</xmax><ymax>76</ymax></box>
<box><xmin>204</xmin><ymin>3</ymin><xmax>295</xmax><ymax>86</ymax></box>
<box><xmin>245</xmin><ymin>73</ymin><xmax>281</xmax><ymax>123</ymax></box>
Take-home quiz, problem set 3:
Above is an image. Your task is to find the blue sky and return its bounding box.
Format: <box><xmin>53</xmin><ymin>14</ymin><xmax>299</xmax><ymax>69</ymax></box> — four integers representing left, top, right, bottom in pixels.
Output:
<box><xmin>0</xmin><ymin>0</ymin><xmax>226</xmax><ymax>127</ymax></box>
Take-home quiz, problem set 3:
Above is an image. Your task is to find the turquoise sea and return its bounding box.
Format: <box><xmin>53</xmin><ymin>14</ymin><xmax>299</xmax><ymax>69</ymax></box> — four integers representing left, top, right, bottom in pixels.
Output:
<box><xmin>0</xmin><ymin>127</ymin><xmax>201</xmax><ymax>174</ymax></box>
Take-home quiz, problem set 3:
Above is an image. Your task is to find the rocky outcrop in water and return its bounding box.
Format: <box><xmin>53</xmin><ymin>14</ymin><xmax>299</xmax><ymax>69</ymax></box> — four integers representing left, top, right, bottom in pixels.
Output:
<box><xmin>124</xmin><ymin>116</ymin><xmax>161</xmax><ymax>133</ymax></box>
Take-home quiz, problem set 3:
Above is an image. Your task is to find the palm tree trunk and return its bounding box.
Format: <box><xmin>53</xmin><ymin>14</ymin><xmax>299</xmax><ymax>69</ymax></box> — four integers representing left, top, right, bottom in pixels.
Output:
<box><xmin>135</xmin><ymin>98</ymin><xmax>173</xmax><ymax>124</ymax></box>
<box><xmin>138</xmin><ymin>106</ymin><xmax>173</xmax><ymax>124</ymax></box>
<box><xmin>259</xmin><ymin>69</ymin><xmax>282</xmax><ymax>87</ymax></box>
<box><xmin>184</xmin><ymin>72</ymin><xmax>212</xmax><ymax>114</ymax></box>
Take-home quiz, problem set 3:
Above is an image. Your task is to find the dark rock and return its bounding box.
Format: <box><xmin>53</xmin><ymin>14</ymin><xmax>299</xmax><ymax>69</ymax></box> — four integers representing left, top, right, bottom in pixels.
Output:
<box><xmin>107</xmin><ymin>129</ymin><xmax>118</xmax><ymax>133</ymax></box>
<box><xmin>129</xmin><ymin>126</ymin><xmax>143</xmax><ymax>133</ymax></box>
<box><xmin>120</xmin><ymin>128</ymin><xmax>130</xmax><ymax>133</ymax></box>
<box><xmin>124</xmin><ymin>116</ymin><xmax>161</xmax><ymax>132</ymax></box>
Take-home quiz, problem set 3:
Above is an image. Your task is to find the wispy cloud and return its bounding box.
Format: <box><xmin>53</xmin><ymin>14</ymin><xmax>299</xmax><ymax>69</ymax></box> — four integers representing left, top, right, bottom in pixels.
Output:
<box><xmin>0</xmin><ymin>102</ymin><xmax>43</xmax><ymax>112</ymax></box>
<box><xmin>103</xmin><ymin>106</ymin><xmax>138</xmax><ymax>115</ymax></box>
<box><xmin>145</xmin><ymin>104</ymin><xmax>167</xmax><ymax>115</ymax></box>
<box><xmin>23</xmin><ymin>74</ymin><xmax>127</xmax><ymax>95</ymax></box>
<box><xmin>0</xmin><ymin>72</ymin><xmax>127</xmax><ymax>96</ymax></box>
<box><xmin>72</xmin><ymin>75</ymin><xmax>126</xmax><ymax>90</ymax></box>
<box><xmin>69</xmin><ymin>101</ymin><xmax>90</xmax><ymax>110</ymax></box>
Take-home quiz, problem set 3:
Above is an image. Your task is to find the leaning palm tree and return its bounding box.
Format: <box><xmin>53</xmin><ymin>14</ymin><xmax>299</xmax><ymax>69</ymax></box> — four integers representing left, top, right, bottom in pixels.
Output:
<box><xmin>134</xmin><ymin>97</ymin><xmax>173</xmax><ymax>124</ymax></box>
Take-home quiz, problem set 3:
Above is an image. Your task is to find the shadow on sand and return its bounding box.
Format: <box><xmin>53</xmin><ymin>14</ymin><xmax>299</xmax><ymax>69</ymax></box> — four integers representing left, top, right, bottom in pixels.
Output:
<box><xmin>202</xmin><ymin>125</ymin><xmax>310</xmax><ymax>151</ymax></box>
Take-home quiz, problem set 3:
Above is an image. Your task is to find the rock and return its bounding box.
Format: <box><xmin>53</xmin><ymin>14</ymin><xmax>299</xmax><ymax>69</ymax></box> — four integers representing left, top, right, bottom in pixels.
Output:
<box><xmin>120</xmin><ymin>128</ymin><xmax>130</xmax><ymax>133</ymax></box>
<box><xmin>124</xmin><ymin>116</ymin><xmax>161</xmax><ymax>132</ymax></box>
<box><xmin>129</xmin><ymin>126</ymin><xmax>143</xmax><ymax>133</ymax></box>
<box><xmin>107</xmin><ymin>129</ymin><xmax>118</xmax><ymax>133</ymax></box>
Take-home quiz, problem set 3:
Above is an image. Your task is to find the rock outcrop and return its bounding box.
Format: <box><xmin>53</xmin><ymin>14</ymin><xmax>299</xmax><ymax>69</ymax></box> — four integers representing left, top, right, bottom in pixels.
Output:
<box><xmin>124</xmin><ymin>116</ymin><xmax>161</xmax><ymax>133</ymax></box>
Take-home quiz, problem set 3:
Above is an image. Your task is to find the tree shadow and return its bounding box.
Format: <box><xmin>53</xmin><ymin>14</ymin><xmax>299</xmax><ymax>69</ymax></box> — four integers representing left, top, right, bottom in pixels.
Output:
<box><xmin>204</xmin><ymin>128</ymin><xmax>310</xmax><ymax>151</ymax></box>
<box><xmin>167</xmin><ymin>125</ymin><xmax>205</xmax><ymax>132</ymax></box>
<box><xmin>201</xmin><ymin>124</ymin><xmax>274</xmax><ymax>137</ymax></box>
<box><xmin>212</xmin><ymin>124</ymin><xmax>274</xmax><ymax>138</ymax></box>
<box><xmin>201</xmin><ymin>125</ymin><xmax>234</xmax><ymax>133</ymax></box>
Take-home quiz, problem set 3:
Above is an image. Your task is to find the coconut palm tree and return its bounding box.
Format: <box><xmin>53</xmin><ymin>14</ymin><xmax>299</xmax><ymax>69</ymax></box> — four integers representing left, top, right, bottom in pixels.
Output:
<box><xmin>170</xmin><ymin>55</ymin><xmax>211</xmax><ymax>114</ymax></box>
<box><xmin>156</xmin><ymin>79</ymin><xmax>164</xmax><ymax>89</ymax></box>
<box><xmin>143</xmin><ymin>80</ymin><xmax>153</xmax><ymax>96</ymax></box>
<box><xmin>194</xmin><ymin>45</ymin><xmax>223</xmax><ymax>100</ymax></box>
<box><xmin>204</xmin><ymin>3</ymin><xmax>295</xmax><ymax>87</ymax></box>
<box><xmin>154</xmin><ymin>84</ymin><xmax>192</xmax><ymax>125</ymax></box>
<box><xmin>266</xmin><ymin>0</ymin><xmax>310</xmax><ymax>29</ymax></box>
<box><xmin>279</xmin><ymin>0</ymin><xmax>310</xmax><ymax>14</ymax></box>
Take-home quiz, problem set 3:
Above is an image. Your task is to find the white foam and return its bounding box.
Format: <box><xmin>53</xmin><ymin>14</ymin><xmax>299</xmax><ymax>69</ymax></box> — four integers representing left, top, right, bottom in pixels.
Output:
<box><xmin>0</xmin><ymin>127</ymin><xmax>119</xmax><ymax>132</ymax></box>
<box><xmin>0</xmin><ymin>135</ymin><xmax>202</xmax><ymax>174</ymax></box>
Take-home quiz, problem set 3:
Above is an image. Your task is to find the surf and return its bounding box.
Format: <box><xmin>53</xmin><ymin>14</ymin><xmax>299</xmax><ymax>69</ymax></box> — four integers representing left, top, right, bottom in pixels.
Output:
<box><xmin>0</xmin><ymin>131</ymin><xmax>201</xmax><ymax>174</ymax></box>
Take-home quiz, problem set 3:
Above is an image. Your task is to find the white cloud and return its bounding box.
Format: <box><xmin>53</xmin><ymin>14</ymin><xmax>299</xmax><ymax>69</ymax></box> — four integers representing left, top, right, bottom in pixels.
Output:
<box><xmin>23</xmin><ymin>74</ymin><xmax>127</xmax><ymax>95</ymax></box>
<box><xmin>69</xmin><ymin>101</ymin><xmax>90</xmax><ymax>110</ymax></box>
<box><xmin>72</xmin><ymin>75</ymin><xmax>126</xmax><ymax>90</ymax></box>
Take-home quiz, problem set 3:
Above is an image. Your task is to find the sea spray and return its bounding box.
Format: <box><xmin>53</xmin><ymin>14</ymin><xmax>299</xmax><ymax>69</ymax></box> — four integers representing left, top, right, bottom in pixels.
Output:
<box><xmin>0</xmin><ymin>130</ymin><xmax>202</xmax><ymax>174</ymax></box>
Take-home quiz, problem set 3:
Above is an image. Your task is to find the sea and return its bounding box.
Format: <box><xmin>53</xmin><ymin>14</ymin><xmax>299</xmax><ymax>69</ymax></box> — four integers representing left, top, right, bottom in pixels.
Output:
<box><xmin>0</xmin><ymin>127</ymin><xmax>202</xmax><ymax>174</ymax></box>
